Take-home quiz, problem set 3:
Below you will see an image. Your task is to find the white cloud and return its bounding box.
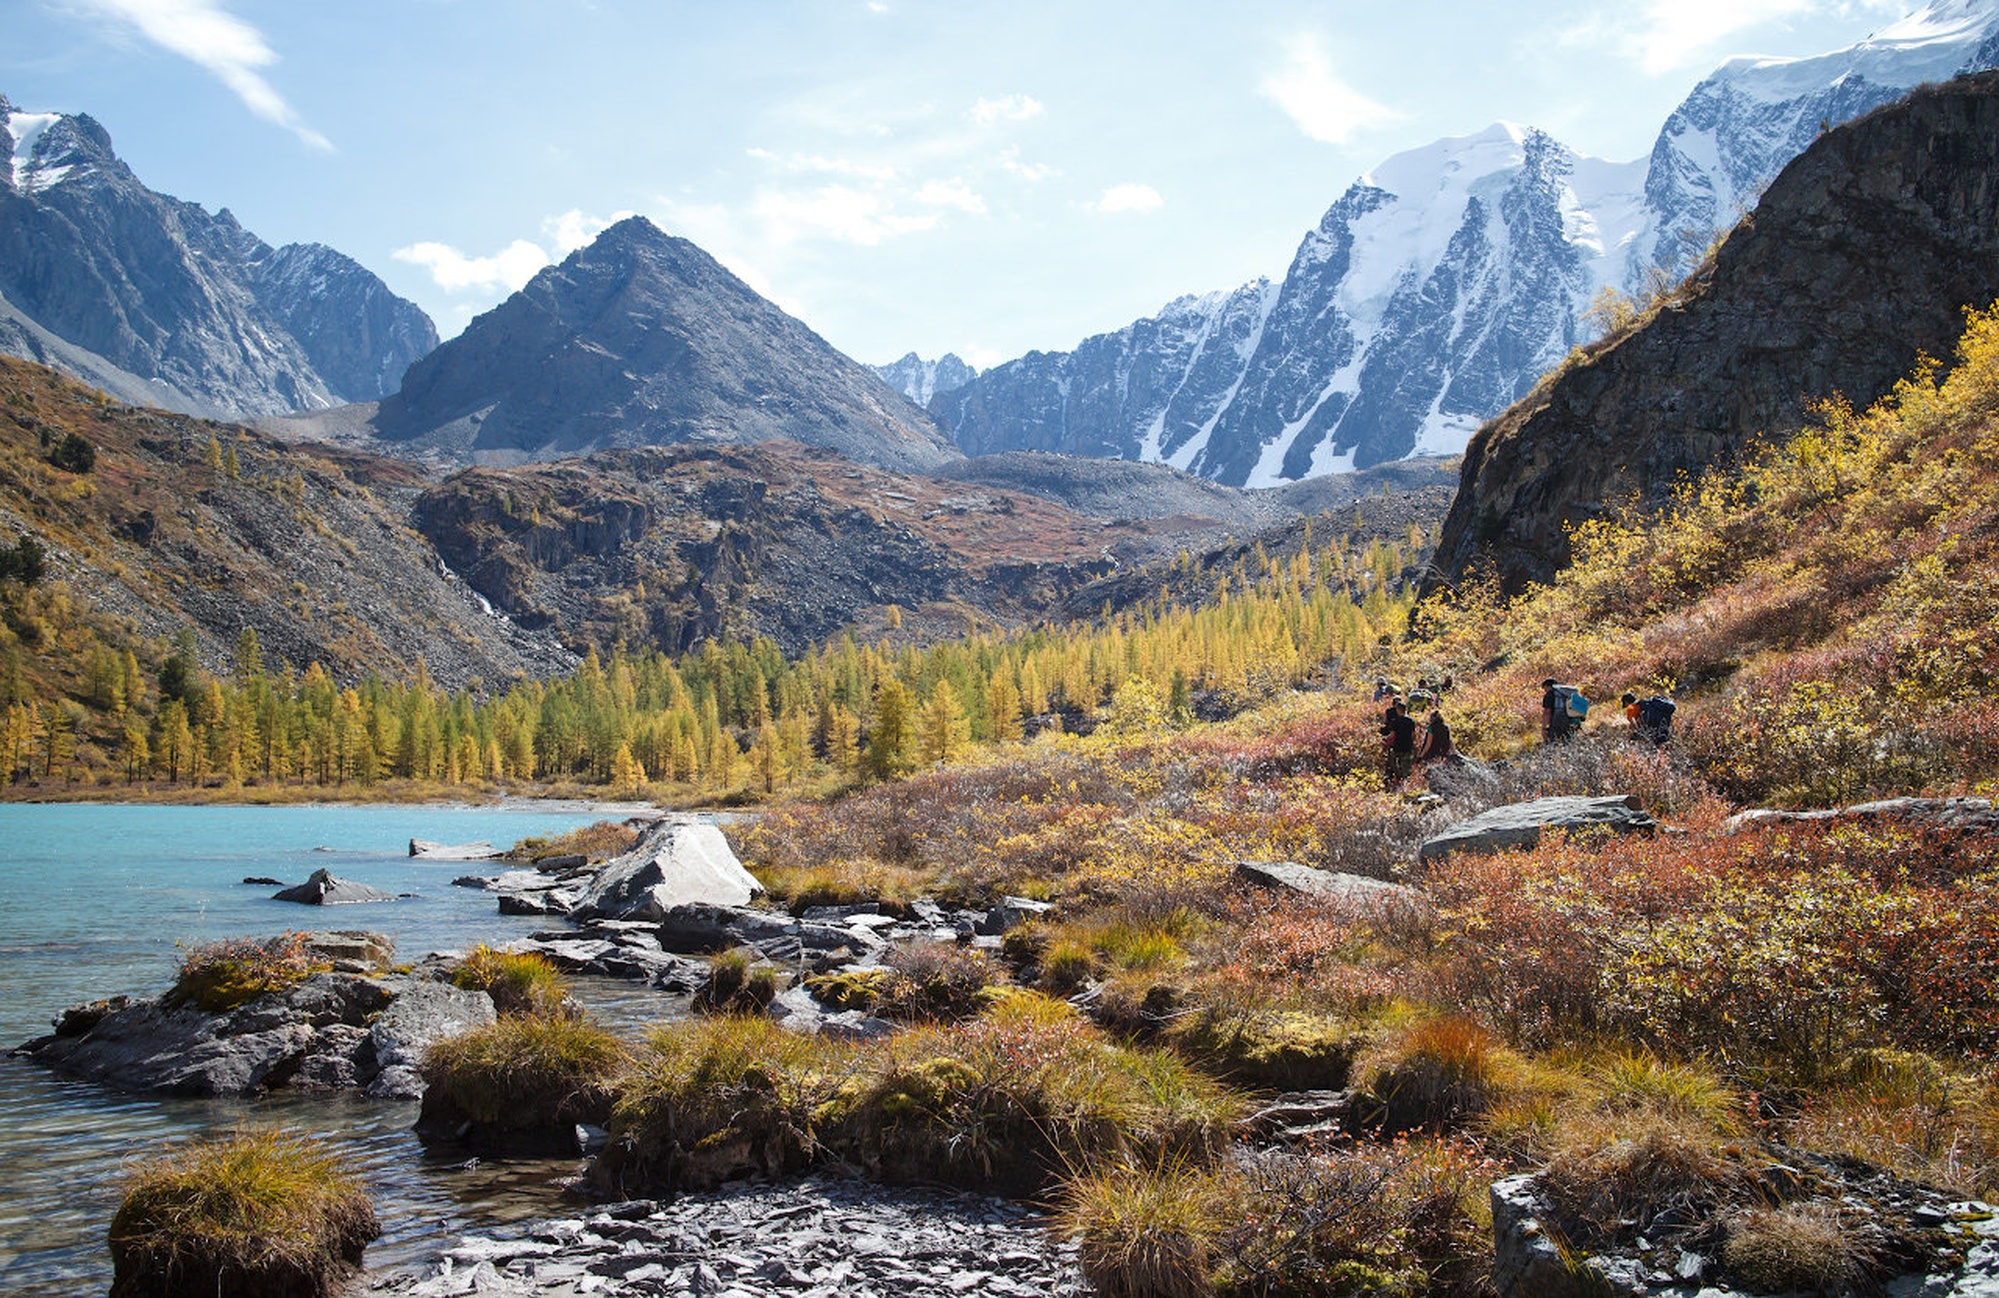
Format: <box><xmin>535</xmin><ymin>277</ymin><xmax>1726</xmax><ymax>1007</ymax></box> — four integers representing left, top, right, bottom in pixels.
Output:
<box><xmin>1260</xmin><ymin>33</ymin><xmax>1399</xmax><ymax>145</ymax></box>
<box><xmin>960</xmin><ymin>345</ymin><xmax>1005</xmax><ymax>369</ymax></box>
<box><xmin>916</xmin><ymin>178</ymin><xmax>987</xmax><ymax>214</ymax></box>
<box><xmin>393</xmin><ymin>239</ymin><xmax>551</xmax><ymax>294</ymax></box>
<box><xmin>72</xmin><ymin>0</ymin><xmax>331</xmax><ymax>150</ymax></box>
<box><xmin>971</xmin><ymin>94</ymin><xmax>1045</xmax><ymax>126</ymax></box>
<box><xmin>1091</xmin><ymin>183</ymin><xmax>1164</xmax><ymax>215</ymax></box>
<box><xmin>1614</xmin><ymin>0</ymin><xmax>1877</xmax><ymax>73</ymax></box>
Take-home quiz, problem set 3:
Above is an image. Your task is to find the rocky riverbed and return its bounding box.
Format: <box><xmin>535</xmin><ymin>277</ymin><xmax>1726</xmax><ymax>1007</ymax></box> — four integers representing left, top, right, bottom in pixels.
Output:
<box><xmin>365</xmin><ymin>1177</ymin><xmax>1087</xmax><ymax>1298</ymax></box>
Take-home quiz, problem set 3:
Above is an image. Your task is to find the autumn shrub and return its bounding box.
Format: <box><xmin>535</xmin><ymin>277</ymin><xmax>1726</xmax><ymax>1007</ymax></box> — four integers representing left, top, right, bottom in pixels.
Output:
<box><xmin>166</xmin><ymin>933</ymin><xmax>318</xmax><ymax>1013</ymax></box>
<box><xmin>419</xmin><ymin>1014</ymin><xmax>627</xmax><ymax>1138</ymax></box>
<box><xmin>109</xmin><ymin>1129</ymin><xmax>379</xmax><ymax>1298</ymax></box>
<box><xmin>877</xmin><ymin>941</ymin><xmax>1004</xmax><ymax>1021</ymax></box>
<box><xmin>449</xmin><ymin>944</ymin><xmax>566</xmax><ymax>1016</ymax></box>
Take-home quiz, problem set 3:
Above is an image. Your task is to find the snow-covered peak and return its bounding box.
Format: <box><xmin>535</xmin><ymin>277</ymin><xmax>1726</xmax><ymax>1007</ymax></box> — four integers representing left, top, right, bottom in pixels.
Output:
<box><xmin>1358</xmin><ymin>122</ymin><xmax>1531</xmax><ymax>199</ymax></box>
<box><xmin>8</xmin><ymin>109</ymin><xmax>66</xmax><ymax>192</ymax></box>
<box><xmin>1706</xmin><ymin>0</ymin><xmax>1998</xmax><ymax>101</ymax></box>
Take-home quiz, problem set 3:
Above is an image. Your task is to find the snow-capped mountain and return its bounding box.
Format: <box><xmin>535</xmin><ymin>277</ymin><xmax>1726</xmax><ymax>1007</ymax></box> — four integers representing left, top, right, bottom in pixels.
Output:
<box><xmin>0</xmin><ymin>94</ymin><xmax>437</xmax><ymax>417</ymax></box>
<box><xmin>875</xmin><ymin>352</ymin><xmax>978</xmax><ymax>406</ymax></box>
<box><xmin>932</xmin><ymin>0</ymin><xmax>1999</xmax><ymax>486</ymax></box>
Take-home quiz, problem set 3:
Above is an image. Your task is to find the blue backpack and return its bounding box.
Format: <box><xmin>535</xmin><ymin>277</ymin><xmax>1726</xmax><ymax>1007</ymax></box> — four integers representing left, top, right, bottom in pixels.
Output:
<box><xmin>1559</xmin><ymin>686</ymin><xmax>1590</xmax><ymax>720</ymax></box>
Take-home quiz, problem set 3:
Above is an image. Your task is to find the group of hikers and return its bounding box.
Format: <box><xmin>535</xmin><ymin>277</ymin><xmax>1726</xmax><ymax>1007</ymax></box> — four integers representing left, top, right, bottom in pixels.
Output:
<box><xmin>1374</xmin><ymin>676</ymin><xmax>1455</xmax><ymax>786</ymax></box>
<box><xmin>1373</xmin><ymin>674</ymin><xmax>1676</xmax><ymax>786</ymax></box>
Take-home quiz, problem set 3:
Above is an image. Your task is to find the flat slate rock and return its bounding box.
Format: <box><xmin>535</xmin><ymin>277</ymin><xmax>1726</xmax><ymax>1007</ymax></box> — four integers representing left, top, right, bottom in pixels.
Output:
<box><xmin>1234</xmin><ymin>860</ymin><xmax>1430</xmax><ymax>912</ymax></box>
<box><xmin>274</xmin><ymin>868</ymin><xmax>396</xmax><ymax>905</ymax></box>
<box><xmin>411</xmin><ymin>839</ymin><xmax>504</xmax><ymax>860</ymax></box>
<box><xmin>1419</xmin><ymin>795</ymin><xmax>1656</xmax><ymax>863</ymax></box>
<box><xmin>1727</xmin><ymin>796</ymin><xmax>1999</xmax><ymax>835</ymax></box>
<box><xmin>365</xmin><ymin>1176</ymin><xmax>1087</xmax><ymax>1298</ymax></box>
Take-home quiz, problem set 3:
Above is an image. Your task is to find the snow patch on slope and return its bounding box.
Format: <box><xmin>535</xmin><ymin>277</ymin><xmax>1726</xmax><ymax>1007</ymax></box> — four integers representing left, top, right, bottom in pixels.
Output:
<box><xmin>8</xmin><ymin>111</ymin><xmax>66</xmax><ymax>192</ymax></box>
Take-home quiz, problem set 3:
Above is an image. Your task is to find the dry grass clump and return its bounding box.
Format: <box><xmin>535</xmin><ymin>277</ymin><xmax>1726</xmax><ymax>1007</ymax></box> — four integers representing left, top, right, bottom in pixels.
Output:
<box><xmin>1060</xmin><ymin>1142</ymin><xmax>1499</xmax><ymax>1298</ymax></box>
<box><xmin>109</xmin><ymin>1128</ymin><xmax>378</xmax><ymax>1298</ymax></box>
<box><xmin>877</xmin><ymin>941</ymin><xmax>1005</xmax><ymax>1021</ymax></box>
<box><xmin>1059</xmin><ymin>1161</ymin><xmax>1222</xmax><ymax>1298</ymax></box>
<box><xmin>757</xmin><ymin>856</ymin><xmax>933</xmax><ymax>914</ymax></box>
<box><xmin>1169</xmin><ymin>998</ymin><xmax>1364</xmax><ymax>1093</ymax></box>
<box><xmin>1361</xmin><ymin>1016</ymin><xmax>1504</xmax><ymax>1134</ymax></box>
<box><xmin>692</xmin><ymin>949</ymin><xmax>781</xmax><ymax>1015</ymax></box>
<box><xmin>1537</xmin><ymin>1129</ymin><xmax>1751</xmax><ymax>1245</ymax></box>
<box><xmin>165</xmin><ymin>933</ymin><xmax>320</xmax><ymax>1013</ymax></box>
<box><xmin>449</xmin><ymin>944</ymin><xmax>567</xmax><ymax>1016</ymax></box>
<box><xmin>602</xmin><ymin>1016</ymin><xmax>850</xmax><ymax>1195</ymax></box>
<box><xmin>507</xmin><ymin>819</ymin><xmax>640</xmax><ymax>862</ymax></box>
<box><xmin>1782</xmin><ymin>1050</ymin><xmax>1999</xmax><ymax>1198</ymax></box>
<box><xmin>420</xmin><ymin>1014</ymin><xmax>627</xmax><ymax>1133</ymax></box>
<box><xmin>601</xmin><ymin>1004</ymin><xmax>1236</xmax><ymax>1198</ymax></box>
<box><xmin>1721</xmin><ymin>1202</ymin><xmax>1876</xmax><ymax>1295</ymax></box>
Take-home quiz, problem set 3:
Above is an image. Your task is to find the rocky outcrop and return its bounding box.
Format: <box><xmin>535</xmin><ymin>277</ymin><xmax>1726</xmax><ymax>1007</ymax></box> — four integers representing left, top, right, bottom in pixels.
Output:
<box><xmin>1234</xmin><ymin>859</ymin><xmax>1430</xmax><ymax>912</ymax></box>
<box><xmin>369</xmin><ymin>217</ymin><xmax>958</xmax><ymax>473</ymax></box>
<box><xmin>568</xmin><ymin>821</ymin><xmax>763</xmax><ymax>924</ymax></box>
<box><xmin>15</xmin><ymin>953</ymin><xmax>493</xmax><ymax>1099</ymax></box>
<box><xmin>1436</xmin><ymin>72</ymin><xmax>1999</xmax><ymax>590</ymax></box>
<box><xmin>274</xmin><ymin>869</ymin><xmax>397</xmax><ymax>905</ymax></box>
<box><xmin>0</xmin><ymin>95</ymin><xmax>435</xmax><ymax>416</ymax></box>
<box><xmin>1418</xmin><ymin>795</ymin><xmax>1657</xmax><ymax>863</ymax></box>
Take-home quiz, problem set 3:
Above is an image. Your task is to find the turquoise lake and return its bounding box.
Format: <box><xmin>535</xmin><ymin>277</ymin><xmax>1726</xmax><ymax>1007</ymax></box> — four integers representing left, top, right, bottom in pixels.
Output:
<box><xmin>0</xmin><ymin>802</ymin><xmax>666</xmax><ymax>1296</ymax></box>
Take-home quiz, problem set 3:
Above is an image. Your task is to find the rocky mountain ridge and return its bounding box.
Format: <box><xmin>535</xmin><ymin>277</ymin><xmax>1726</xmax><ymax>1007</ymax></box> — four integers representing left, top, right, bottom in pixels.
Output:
<box><xmin>0</xmin><ymin>94</ymin><xmax>437</xmax><ymax>418</ymax></box>
<box><xmin>284</xmin><ymin>217</ymin><xmax>961</xmax><ymax>477</ymax></box>
<box><xmin>1433</xmin><ymin>70</ymin><xmax>1999</xmax><ymax>590</ymax></box>
<box><xmin>874</xmin><ymin>352</ymin><xmax>977</xmax><ymax>406</ymax></box>
<box><xmin>928</xmin><ymin>1</ymin><xmax>1999</xmax><ymax>486</ymax></box>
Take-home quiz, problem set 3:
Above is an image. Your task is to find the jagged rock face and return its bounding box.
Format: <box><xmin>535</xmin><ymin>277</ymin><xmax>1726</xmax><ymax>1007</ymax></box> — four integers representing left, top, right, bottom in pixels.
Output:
<box><xmin>1434</xmin><ymin>72</ymin><xmax>1999</xmax><ymax>591</ymax></box>
<box><xmin>378</xmin><ymin>217</ymin><xmax>960</xmax><ymax>474</ymax></box>
<box><xmin>874</xmin><ymin>351</ymin><xmax>976</xmax><ymax>405</ymax></box>
<box><xmin>0</xmin><ymin>95</ymin><xmax>436</xmax><ymax>415</ymax></box>
<box><xmin>409</xmin><ymin>441</ymin><xmax>1137</xmax><ymax>656</ymax></box>
<box><xmin>930</xmin><ymin>2</ymin><xmax>1999</xmax><ymax>487</ymax></box>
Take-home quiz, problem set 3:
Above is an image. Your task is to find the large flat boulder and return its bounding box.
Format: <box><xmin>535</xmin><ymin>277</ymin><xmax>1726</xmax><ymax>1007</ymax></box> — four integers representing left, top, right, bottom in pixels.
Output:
<box><xmin>274</xmin><ymin>868</ymin><xmax>396</xmax><ymax>905</ymax></box>
<box><xmin>1419</xmin><ymin>795</ymin><xmax>1656</xmax><ymax>864</ymax></box>
<box><xmin>568</xmin><ymin>822</ymin><xmax>762</xmax><ymax>924</ymax></box>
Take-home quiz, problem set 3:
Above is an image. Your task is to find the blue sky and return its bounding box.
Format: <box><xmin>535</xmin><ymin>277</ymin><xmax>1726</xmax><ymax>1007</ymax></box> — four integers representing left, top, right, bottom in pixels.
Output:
<box><xmin>3</xmin><ymin>0</ymin><xmax>1916</xmax><ymax>365</ymax></box>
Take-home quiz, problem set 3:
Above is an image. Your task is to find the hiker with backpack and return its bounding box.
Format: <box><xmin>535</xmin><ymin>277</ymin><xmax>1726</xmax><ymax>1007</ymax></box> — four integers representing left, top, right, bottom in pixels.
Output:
<box><xmin>1417</xmin><ymin>708</ymin><xmax>1454</xmax><ymax>764</ymax></box>
<box><xmin>1541</xmin><ymin>678</ymin><xmax>1588</xmax><ymax>742</ymax></box>
<box><xmin>1381</xmin><ymin>697</ymin><xmax>1418</xmax><ymax>785</ymax></box>
<box><xmin>1636</xmin><ymin>693</ymin><xmax>1676</xmax><ymax>745</ymax></box>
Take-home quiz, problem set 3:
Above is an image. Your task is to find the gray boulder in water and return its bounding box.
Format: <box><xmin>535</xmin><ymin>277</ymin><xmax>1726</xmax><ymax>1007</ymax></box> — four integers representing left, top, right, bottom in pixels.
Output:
<box><xmin>273</xmin><ymin>868</ymin><xmax>395</xmax><ymax>905</ymax></box>
<box><xmin>1418</xmin><ymin>795</ymin><xmax>1656</xmax><ymax>864</ymax></box>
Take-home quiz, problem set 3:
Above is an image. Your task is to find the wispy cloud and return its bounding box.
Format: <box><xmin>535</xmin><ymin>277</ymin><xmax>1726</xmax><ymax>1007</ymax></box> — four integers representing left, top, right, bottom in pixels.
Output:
<box><xmin>1576</xmin><ymin>0</ymin><xmax>1903</xmax><ymax>75</ymax></box>
<box><xmin>916</xmin><ymin>178</ymin><xmax>987</xmax><ymax>214</ymax></box>
<box><xmin>1091</xmin><ymin>183</ymin><xmax>1164</xmax><ymax>215</ymax></box>
<box><xmin>971</xmin><ymin>94</ymin><xmax>1045</xmax><ymax>126</ymax></box>
<box><xmin>1260</xmin><ymin>33</ymin><xmax>1399</xmax><ymax>145</ymax></box>
<box><xmin>997</xmin><ymin>146</ymin><xmax>1057</xmax><ymax>183</ymax></box>
<box><xmin>70</xmin><ymin>0</ymin><xmax>331</xmax><ymax>150</ymax></box>
<box><xmin>752</xmin><ymin>184</ymin><xmax>941</xmax><ymax>246</ymax></box>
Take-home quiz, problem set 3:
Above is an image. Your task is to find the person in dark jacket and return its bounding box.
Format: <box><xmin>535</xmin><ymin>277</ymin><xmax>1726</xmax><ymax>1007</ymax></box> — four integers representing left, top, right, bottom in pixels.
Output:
<box><xmin>1382</xmin><ymin>699</ymin><xmax>1418</xmax><ymax>785</ymax></box>
<box><xmin>1418</xmin><ymin>709</ymin><xmax>1454</xmax><ymax>763</ymax></box>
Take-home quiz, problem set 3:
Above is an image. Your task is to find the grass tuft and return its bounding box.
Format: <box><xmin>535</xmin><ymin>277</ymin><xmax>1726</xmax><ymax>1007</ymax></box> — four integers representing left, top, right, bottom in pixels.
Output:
<box><xmin>420</xmin><ymin>1014</ymin><xmax>627</xmax><ymax>1132</ymax></box>
<box><xmin>449</xmin><ymin>944</ymin><xmax>566</xmax><ymax>1016</ymax></box>
<box><xmin>109</xmin><ymin>1128</ymin><xmax>378</xmax><ymax>1298</ymax></box>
